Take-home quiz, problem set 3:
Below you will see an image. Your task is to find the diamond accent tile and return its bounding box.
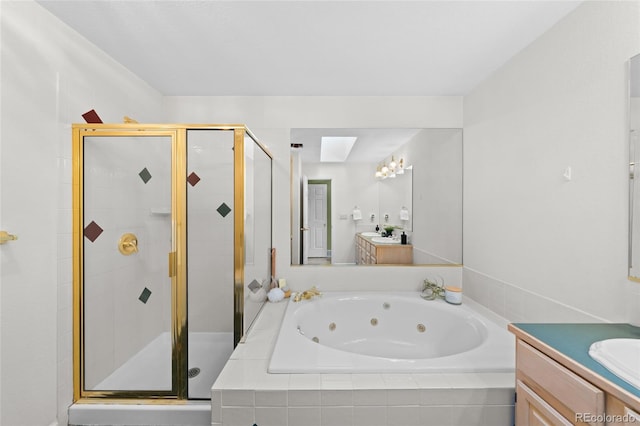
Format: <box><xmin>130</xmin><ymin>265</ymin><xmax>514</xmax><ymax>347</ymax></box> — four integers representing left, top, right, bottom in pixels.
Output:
<box><xmin>83</xmin><ymin>221</ymin><xmax>104</xmax><ymax>242</ymax></box>
<box><xmin>187</xmin><ymin>172</ymin><xmax>201</xmax><ymax>187</ymax></box>
<box><xmin>139</xmin><ymin>287</ymin><xmax>152</xmax><ymax>304</ymax></box>
<box><xmin>139</xmin><ymin>167</ymin><xmax>152</xmax><ymax>184</ymax></box>
<box><xmin>217</xmin><ymin>202</ymin><xmax>231</xmax><ymax>218</ymax></box>
<box><xmin>82</xmin><ymin>109</ymin><xmax>103</xmax><ymax>123</ymax></box>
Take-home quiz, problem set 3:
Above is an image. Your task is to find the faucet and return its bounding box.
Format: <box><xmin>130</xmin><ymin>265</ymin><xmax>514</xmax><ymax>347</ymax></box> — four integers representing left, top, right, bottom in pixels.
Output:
<box><xmin>293</xmin><ymin>286</ymin><xmax>322</xmax><ymax>302</ymax></box>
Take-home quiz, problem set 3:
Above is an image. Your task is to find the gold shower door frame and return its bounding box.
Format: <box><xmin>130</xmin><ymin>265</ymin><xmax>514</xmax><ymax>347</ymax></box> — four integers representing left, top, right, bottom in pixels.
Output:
<box><xmin>72</xmin><ymin>124</ymin><xmax>252</xmax><ymax>402</ymax></box>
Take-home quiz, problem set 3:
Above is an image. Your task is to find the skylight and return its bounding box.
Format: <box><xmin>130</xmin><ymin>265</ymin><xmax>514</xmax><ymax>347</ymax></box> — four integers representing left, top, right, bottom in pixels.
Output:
<box><xmin>320</xmin><ymin>136</ymin><xmax>357</xmax><ymax>162</ymax></box>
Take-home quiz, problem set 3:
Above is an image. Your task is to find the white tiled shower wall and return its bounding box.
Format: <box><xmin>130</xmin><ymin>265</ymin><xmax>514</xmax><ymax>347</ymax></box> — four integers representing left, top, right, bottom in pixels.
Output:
<box><xmin>82</xmin><ymin>138</ymin><xmax>172</xmax><ymax>387</ymax></box>
<box><xmin>186</xmin><ymin>130</ymin><xmax>236</xmax><ymax>334</ymax></box>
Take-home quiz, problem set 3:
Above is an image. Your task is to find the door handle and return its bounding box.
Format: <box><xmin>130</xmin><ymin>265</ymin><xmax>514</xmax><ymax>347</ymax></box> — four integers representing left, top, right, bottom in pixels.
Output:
<box><xmin>168</xmin><ymin>252</ymin><xmax>177</xmax><ymax>277</ymax></box>
<box><xmin>301</xmin><ymin>227</ymin><xmax>309</xmax><ymax>231</ymax></box>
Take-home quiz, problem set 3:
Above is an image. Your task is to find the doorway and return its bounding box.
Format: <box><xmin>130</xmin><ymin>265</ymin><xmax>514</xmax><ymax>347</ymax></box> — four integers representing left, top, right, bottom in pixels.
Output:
<box><xmin>305</xmin><ymin>179</ymin><xmax>331</xmax><ymax>264</ymax></box>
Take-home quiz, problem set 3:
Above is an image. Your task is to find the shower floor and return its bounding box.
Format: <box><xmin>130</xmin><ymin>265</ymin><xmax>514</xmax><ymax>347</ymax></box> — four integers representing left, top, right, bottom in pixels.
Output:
<box><xmin>95</xmin><ymin>331</ymin><xmax>234</xmax><ymax>399</ymax></box>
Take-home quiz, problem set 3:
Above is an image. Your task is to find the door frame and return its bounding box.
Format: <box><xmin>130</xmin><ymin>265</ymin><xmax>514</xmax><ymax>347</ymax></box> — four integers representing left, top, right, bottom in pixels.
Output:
<box><xmin>72</xmin><ymin>126</ymin><xmax>185</xmax><ymax>401</ymax></box>
<box><xmin>307</xmin><ymin>179</ymin><xmax>331</xmax><ymax>259</ymax></box>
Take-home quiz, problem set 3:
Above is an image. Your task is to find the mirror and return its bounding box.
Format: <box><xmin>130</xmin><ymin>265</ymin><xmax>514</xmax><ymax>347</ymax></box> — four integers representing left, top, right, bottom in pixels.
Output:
<box><xmin>291</xmin><ymin>128</ymin><xmax>462</xmax><ymax>266</ymax></box>
<box><xmin>629</xmin><ymin>54</ymin><xmax>640</xmax><ymax>281</ymax></box>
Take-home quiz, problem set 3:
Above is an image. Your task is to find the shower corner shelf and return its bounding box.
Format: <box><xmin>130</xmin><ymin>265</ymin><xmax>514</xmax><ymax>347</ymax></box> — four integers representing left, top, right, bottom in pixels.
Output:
<box><xmin>150</xmin><ymin>207</ymin><xmax>171</xmax><ymax>216</ymax></box>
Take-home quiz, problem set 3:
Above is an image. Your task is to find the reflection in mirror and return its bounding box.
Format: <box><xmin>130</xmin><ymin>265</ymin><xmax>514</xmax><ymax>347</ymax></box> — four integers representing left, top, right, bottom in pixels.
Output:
<box><xmin>629</xmin><ymin>54</ymin><xmax>640</xmax><ymax>281</ymax></box>
<box><xmin>291</xmin><ymin>128</ymin><xmax>462</xmax><ymax>266</ymax></box>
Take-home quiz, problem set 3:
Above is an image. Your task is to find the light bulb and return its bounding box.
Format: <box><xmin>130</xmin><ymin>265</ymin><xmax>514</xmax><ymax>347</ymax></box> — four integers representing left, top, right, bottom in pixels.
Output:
<box><xmin>389</xmin><ymin>156</ymin><xmax>397</xmax><ymax>169</ymax></box>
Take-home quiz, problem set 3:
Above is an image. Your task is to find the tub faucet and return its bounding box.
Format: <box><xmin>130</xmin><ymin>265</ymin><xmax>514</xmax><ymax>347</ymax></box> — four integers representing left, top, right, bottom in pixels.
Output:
<box><xmin>293</xmin><ymin>286</ymin><xmax>322</xmax><ymax>302</ymax></box>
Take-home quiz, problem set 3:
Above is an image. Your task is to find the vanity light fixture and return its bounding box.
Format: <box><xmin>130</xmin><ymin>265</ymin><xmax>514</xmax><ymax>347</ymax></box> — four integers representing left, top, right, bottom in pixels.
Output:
<box><xmin>375</xmin><ymin>157</ymin><xmax>405</xmax><ymax>179</ymax></box>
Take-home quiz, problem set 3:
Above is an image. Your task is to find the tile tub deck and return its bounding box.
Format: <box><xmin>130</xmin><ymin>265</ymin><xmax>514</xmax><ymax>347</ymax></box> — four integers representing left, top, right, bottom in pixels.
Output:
<box><xmin>212</xmin><ymin>296</ymin><xmax>516</xmax><ymax>426</ymax></box>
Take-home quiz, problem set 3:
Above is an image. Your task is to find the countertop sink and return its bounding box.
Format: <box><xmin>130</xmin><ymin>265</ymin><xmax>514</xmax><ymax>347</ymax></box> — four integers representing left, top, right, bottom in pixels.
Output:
<box><xmin>361</xmin><ymin>232</ymin><xmax>380</xmax><ymax>237</ymax></box>
<box><xmin>589</xmin><ymin>338</ymin><xmax>640</xmax><ymax>390</ymax></box>
<box><xmin>371</xmin><ymin>237</ymin><xmax>400</xmax><ymax>244</ymax></box>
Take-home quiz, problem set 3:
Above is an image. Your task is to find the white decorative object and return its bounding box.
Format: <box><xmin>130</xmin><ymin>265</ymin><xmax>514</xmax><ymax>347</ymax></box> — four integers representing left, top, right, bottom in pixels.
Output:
<box><xmin>444</xmin><ymin>286</ymin><xmax>462</xmax><ymax>305</ymax></box>
<box><xmin>267</xmin><ymin>287</ymin><xmax>285</xmax><ymax>303</ymax></box>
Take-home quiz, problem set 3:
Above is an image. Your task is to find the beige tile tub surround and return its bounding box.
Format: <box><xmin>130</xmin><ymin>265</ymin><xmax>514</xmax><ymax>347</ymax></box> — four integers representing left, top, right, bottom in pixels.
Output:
<box><xmin>212</xmin><ymin>297</ymin><xmax>515</xmax><ymax>426</ymax></box>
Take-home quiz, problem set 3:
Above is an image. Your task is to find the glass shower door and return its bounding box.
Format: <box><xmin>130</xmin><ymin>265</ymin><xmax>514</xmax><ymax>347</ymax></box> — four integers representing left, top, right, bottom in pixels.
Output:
<box><xmin>186</xmin><ymin>130</ymin><xmax>235</xmax><ymax>399</ymax></box>
<box><xmin>73</xmin><ymin>124</ymin><xmax>271</xmax><ymax>402</ymax></box>
<box><xmin>81</xmin><ymin>134</ymin><xmax>176</xmax><ymax>395</ymax></box>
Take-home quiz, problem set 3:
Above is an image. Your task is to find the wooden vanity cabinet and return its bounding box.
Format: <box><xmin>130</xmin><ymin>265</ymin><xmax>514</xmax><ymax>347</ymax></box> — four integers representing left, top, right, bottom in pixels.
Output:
<box><xmin>355</xmin><ymin>234</ymin><xmax>412</xmax><ymax>265</ymax></box>
<box><xmin>605</xmin><ymin>395</ymin><xmax>640</xmax><ymax>426</ymax></box>
<box><xmin>510</xmin><ymin>325</ymin><xmax>640</xmax><ymax>426</ymax></box>
<box><xmin>515</xmin><ymin>340</ymin><xmax>604</xmax><ymax>425</ymax></box>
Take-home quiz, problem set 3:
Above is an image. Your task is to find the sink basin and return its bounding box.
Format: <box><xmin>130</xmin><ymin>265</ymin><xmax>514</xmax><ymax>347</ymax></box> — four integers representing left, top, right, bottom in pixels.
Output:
<box><xmin>589</xmin><ymin>338</ymin><xmax>640</xmax><ymax>389</ymax></box>
<box><xmin>361</xmin><ymin>232</ymin><xmax>380</xmax><ymax>237</ymax></box>
<box><xmin>371</xmin><ymin>237</ymin><xmax>400</xmax><ymax>244</ymax></box>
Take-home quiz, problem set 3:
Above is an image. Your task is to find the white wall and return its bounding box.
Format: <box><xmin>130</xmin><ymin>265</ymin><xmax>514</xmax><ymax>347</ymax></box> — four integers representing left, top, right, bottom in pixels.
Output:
<box><xmin>463</xmin><ymin>1</ymin><xmax>640</xmax><ymax>323</ymax></box>
<box><xmin>392</xmin><ymin>129</ymin><xmax>463</xmax><ymax>264</ymax></box>
<box><xmin>1</xmin><ymin>1</ymin><xmax>163</xmax><ymax>424</ymax></box>
<box><xmin>378</xmin><ymin>169</ymin><xmax>413</xmax><ymax>234</ymax></box>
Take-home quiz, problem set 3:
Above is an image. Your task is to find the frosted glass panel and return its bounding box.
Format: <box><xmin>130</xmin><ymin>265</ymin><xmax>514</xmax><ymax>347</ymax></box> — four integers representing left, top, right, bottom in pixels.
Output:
<box><xmin>629</xmin><ymin>54</ymin><xmax>640</xmax><ymax>280</ymax></box>
<box><xmin>243</xmin><ymin>132</ymin><xmax>272</xmax><ymax>336</ymax></box>
<box><xmin>83</xmin><ymin>135</ymin><xmax>172</xmax><ymax>391</ymax></box>
<box><xmin>186</xmin><ymin>130</ymin><xmax>235</xmax><ymax>398</ymax></box>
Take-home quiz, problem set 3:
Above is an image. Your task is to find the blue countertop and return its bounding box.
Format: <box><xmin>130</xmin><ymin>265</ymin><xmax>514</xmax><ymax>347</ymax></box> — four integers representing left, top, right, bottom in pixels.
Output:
<box><xmin>512</xmin><ymin>323</ymin><xmax>640</xmax><ymax>399</ymax></box>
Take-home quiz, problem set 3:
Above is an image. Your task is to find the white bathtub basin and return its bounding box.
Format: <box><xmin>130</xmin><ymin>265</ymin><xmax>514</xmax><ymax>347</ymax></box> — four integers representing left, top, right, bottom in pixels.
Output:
<box><xmin>589</xmin><ymin>338</ymin><xmax>640</xmax><ymax>389</ymax></box>
<box><xmin>371</xmin><ymin>237</ymin><xmax>399</xmax><ymax>244</ymax></box>
<box><xmin>268</xmin><ymin>292</ymin><xmax>515</xmax><ymax>373</ymax></box>
<box><xmin>361</xmin><ymin>232</ymin><xmax>380</xmax><ymax>237</ymax></box>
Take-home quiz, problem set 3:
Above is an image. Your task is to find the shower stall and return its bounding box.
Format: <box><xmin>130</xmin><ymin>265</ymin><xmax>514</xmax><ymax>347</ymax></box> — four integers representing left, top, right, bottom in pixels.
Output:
<box><xmin>72</xmin><ymin>124</ymin><xmax>272</xmax><ymax>401</ymax></box>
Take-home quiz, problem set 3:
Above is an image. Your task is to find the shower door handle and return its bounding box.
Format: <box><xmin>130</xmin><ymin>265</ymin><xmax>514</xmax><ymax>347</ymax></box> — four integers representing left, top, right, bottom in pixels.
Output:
<box><xmin>168</xmin><ymin>251</ymin><xmax>177</xmax><ymax>277</ymax></box>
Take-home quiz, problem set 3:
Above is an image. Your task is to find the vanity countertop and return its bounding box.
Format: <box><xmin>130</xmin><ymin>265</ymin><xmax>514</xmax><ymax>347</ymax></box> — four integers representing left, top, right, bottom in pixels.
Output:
<box><xmin>508</xmin><ymin>323</ymin><xmax>640</xmax><ymax>407</ymax></box>
<box><xmin>357</xmin><ymin>232</ymin><xmax>412</xmax><ymax>246</ymax></box>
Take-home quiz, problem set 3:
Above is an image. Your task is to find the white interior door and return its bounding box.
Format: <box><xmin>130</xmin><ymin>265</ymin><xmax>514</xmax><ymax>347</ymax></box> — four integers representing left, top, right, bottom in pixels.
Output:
<box><xmin>307</xmin><ymin>183</ymin><xmax>328</xmax><ymax>258</ymax></box>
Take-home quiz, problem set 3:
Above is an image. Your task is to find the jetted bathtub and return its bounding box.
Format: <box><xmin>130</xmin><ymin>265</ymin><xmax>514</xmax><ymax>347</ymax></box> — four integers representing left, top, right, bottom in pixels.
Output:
<box><xmin>268</xmin><ymin>292</ymin><xmax>515</xmax><ymax>373</ymax></box>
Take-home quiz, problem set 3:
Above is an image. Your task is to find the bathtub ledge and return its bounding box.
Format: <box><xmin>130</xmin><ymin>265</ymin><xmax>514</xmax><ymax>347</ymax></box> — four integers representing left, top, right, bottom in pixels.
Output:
<box><xmin>212</xmin><ymin>294</ymin><xmax>515</xmax><ymax>426</ymax></box>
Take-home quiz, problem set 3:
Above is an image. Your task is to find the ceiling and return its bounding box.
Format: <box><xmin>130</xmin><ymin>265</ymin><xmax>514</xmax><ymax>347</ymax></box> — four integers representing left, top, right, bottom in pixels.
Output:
<box><xmin>36</xmin><ymin>1</ymin><xmax>581</xmax><ymax>163</ymax></box>
<box><xmin>291</xmin><ymin>127</ymin><xmax>424</xmax><ymax>163</ymax></box>
<box><xmin>37</xmin><ymin>0</ymin><xmax>582</xmax><ymax>97</ymax></box>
